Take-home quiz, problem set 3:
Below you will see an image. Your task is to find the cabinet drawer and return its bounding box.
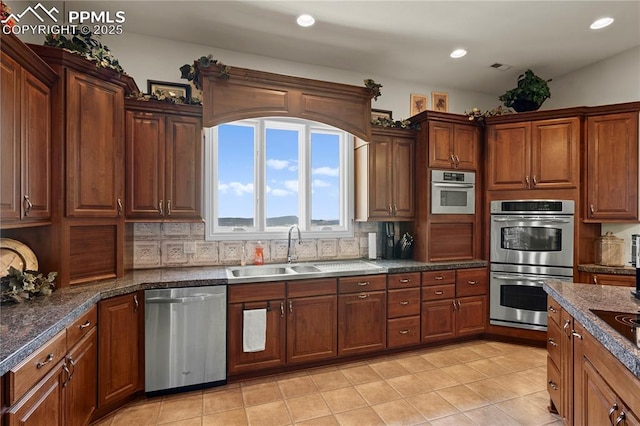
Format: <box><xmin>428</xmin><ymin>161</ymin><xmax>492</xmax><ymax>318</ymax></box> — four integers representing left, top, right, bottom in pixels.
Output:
<box><xmin>422</xmin><ymin>270</ymin><xmax>455</xmax><ymax>286</ymax></box>
<box><xmin>66</xmin><ymin>305</ymin><xmax>97</xmax><ymax>349</ymax></box>
<box><xmin>547</xmin><ymin>296</ymin><xmax>561</xmax><ymax>326</ymax></box>
<box><xmin>229</xmin><ymin>282</ymin><xmax>286</xmax><ymax>303</ymax></box>
<box><xmin>387</xmin><ymin>288</ymin><xmax>421</xmax><ymax>318</ymax></box>
<box><xmin>388</xmin><ymin>272</ymin><xmax>420</xmax><ymax>289</ymax></box>
<box><xmin>387</xmin><ymin>316</ymin><xmax>421</xmax><ymax>348</ymax></box>
<box><xmin>456</xmin><ymin>268</ymin><xmax>487</xmax><ymax>297</ymax></box>
<box><xmin>338</xmin><ymin>275</ymin><xmax>386</xmax><ymax>293</ymax></box>
<box><xmin>547</xmin><ymin>319</ymin><xmax>561</xmax><ymax>368</ymax></box>
<box><xmin>547</xmin><ymin>355</ymin><xmax>561</xmax><ymax>412</ymax></box>
<box><xmin>422</xmin><ymin>284</ymin><xmax>455</xmax><ymax>301</ymax></box>
<box><xmin>287</xmin><ymin>278</ymin><xmax>337</xmax><ymax>298</ymax></box>
<box><xmin>7</xmin><ymin>329</ymin><xmax>66</xmax><ymax>405</ymax></box>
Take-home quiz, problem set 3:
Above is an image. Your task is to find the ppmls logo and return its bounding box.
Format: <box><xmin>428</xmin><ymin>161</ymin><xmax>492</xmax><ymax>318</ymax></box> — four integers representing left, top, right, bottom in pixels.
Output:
<box><xmin>1</xmin><ymin>3</ymin><xmax>59</xmax><ymax>24</ymax></box>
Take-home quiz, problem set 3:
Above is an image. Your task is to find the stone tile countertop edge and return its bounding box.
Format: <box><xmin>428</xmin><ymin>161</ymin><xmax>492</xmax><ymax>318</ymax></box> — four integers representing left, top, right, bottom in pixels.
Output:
<box><xmin>543</xmin><ymin>280</ymin><xmax>640</xmax><ymax>378</ymax></box>
<box><xmin>0</xmin><ymin>259</ymin><xmax>487</xmax><ymax>376</ymax></box>
<box><xmin>578</xmin><ymin>264</ymin><xmax>635</xmax><ymax>275</ymax></box>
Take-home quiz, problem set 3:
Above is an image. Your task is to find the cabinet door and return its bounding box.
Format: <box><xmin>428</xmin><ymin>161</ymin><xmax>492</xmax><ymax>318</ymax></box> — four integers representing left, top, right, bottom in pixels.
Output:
<box><xmin>486</xmin><ymin>122</ymin><xmax>530</xmax><ymax>190</ymax></box>
<box><xmin>65</xmin><ymin>327</ymin><xmax>97</xmax><ymax>426</ymax></box>
<box><xmin>591</xmin><ymin>273</ymin><xmax>634</xmax><ymax>287</ymax></box>
<box><xmin>580</xmin><ymin>359</ymin><xmax>619</xmax><ymax>426</ymax></box>
<box><xmin>368</xmin><ymin>136</ymin><xmax>393</xmax><ymax>219</ymax></box>
<box><xmin>456</xmin><ymin>296</ymin><xmax>486</xmax><ymax>337</ymax></box>
<box><xmin>125</xmin><ymin>111</ymin><xmax>165</xmax><ymax>218</ymax></box>
<box><xmin>165</xmin><ymin>115</ymin><xmax>202</xmax><ymax>219</ymax></box>
<box><xmin>428</xmin><ymin>121</ymin><xmax>454</xmax><ymax>168</ymax></box>
<box><xmin>453</xmin><ymin>124</ymin><xmax>479</xmax><ymax>170</ymax></box>
<box><xmin>98</xmin><ymin>292</ymin><xmax>141</xmax><ymax>409</ymax></box>
<box><xmin>21</xmin><ymin>70</ymin><xmax>52</xmax><ymax>221</ymax></box>
<box><xmin>1</xmin><ymin>51</ymin><xmax>21</xmax><ymax>221</ymax></box>
<box><xmin>586</xmin><ymin>113</ymin><xmax>639</xmax><ymax>221</ymax></box>
<box><xmin>6</xmin><ymin>364</ymin><xmax>64</xmax><ymax>426</ymax></box>
<box><xmin>560</xmin><ymin>310</ymin><xmax>573</xmax><ymax>426</ymax></box>
<box><xmin>530</xmin><ymin>118</ymin><xmax>579</xmax><ymax>189</ymax></box>
<box><xmin>338</xmin><ymin>291</ymin><xmax>386</xmax><ymax>356</ymax></box>
<box><xmin>421</xmin><ymin>299</ymin><xmax>455</xmax><ymax>342</ymax></box>
<box><xmin>66</xmin><ymin>70</ymin><xmax>124</xmax><ymax>217</ymax></box>
<box><xmin>287</xmin><ymin>295</ymin><xmax>338</xmax><ymax>364</ymax></box>
<box><xmin>392</xmin><ymin>136</ymin><xmax>414</xmax><ymax>218</ymax></box>
<box><xmin>227</xmin><ymin>300</ymin><xmax>286</xmax><ymax>375</ymax></box>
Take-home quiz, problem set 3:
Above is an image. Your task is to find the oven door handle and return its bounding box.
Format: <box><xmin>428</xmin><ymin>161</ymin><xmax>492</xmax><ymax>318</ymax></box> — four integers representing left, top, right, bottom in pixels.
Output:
<box><xmin>432</xmin><ymin>183</ymin><xmax>474</xmax><ymax>188</ymax></box>
<box><xmin>491</xmin><ymin>274</ymin><xmax>546</xmax><ymax>284</ymax></box>
<box><xmin>492</xmin><ymin>217</ymin><xmax>571</xmax><ymax>223</ymax></box>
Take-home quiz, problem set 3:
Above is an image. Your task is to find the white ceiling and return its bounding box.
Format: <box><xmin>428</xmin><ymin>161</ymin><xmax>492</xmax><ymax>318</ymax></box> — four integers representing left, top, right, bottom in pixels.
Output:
<box><xmin>47</xmin><ymin>1</ymin><xmax>640</xmax><ymax>95</ymax></box>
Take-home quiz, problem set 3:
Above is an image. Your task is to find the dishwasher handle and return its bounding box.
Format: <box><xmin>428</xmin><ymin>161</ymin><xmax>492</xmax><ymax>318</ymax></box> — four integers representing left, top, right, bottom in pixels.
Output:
<box><xmin>146</xmin><ymin>294</ymin><xmax>222</xmax><ymax>304</ymax></box>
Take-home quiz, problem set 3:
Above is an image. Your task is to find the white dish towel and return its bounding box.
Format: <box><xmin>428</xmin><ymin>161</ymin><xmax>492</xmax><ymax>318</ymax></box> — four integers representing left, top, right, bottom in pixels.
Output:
<box><xmin>243</xmin><ymin>308</ymin><xmax>267</xmax><ymax>352</ymax></box>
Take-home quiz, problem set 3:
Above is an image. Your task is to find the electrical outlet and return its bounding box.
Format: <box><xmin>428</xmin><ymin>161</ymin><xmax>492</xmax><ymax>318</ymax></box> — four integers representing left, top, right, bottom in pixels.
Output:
<box><xmin>184</xmin><ymin>241</ymin><xmax>196</xmax><ymax>254</ymax></box>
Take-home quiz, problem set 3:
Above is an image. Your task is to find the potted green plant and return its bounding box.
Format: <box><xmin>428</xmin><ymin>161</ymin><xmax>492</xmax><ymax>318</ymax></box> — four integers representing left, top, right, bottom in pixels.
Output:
<box><xmin>499</xmin><ymin>69</ymin><xmax>551</xmax><ymax>112</ymax></box>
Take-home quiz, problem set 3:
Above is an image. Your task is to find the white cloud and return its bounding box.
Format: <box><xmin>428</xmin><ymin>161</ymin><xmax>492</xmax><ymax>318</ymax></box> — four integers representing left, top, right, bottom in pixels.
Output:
<box><xmin>271</xmin><ymin>189</ymin><xmax>291</xmax><ymax>197</ymax></box>
<box><xmin>312</xmin><ymin>166</ymin><xmax>339</xmax><ymax>177</ymax></box>
<box><xmin>267</xmin><ymin>159</ymin><xmax>289</xmax><ymax>170</ymax></box>
<box><xmin>284</xmin><ymin>180</ymin><xmax>299</xmax><ymax>192</ymax></box>
<box><xmin>313</xmin><ymin>179</ymin><xmax>331</xmax><ymax>188</ymax></box>
<box><xmin>288</xmin><ymin>165</ymin><xmax>298</xmax><ymax>172</ymax></box>
<box><xmin>219</xmin><ymin>182</ymin><xmax>253</xmax><ymax>196</ymax></box>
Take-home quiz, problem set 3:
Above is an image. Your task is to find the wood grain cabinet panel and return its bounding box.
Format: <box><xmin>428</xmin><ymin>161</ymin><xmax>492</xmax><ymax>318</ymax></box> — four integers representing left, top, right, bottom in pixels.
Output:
<box><xmin>338</xmin><ymin>291</ymin><xmax>386</xmax><ymax>356</ymax></box>
<box><xmin>287</xmin><ymin>294</ymin><xmax>338</xmax><ymax>364</ymax></box>
<box><xmin>6</xmin><ymin>364</ymin><xmax>64</xmax><ymax>426</ymax></box>
<box><xmin>429</xmin><ymin>121</ymin><xmax>479</xmax><ymax>170</ymax></box>
<box><xmin>590</xmin><ymin>273</ymin><xmax>634</xmax><ymax>287</ymax></box>
<box><xmin>65</xmin><ymin>327</ymin><xmax>97</xmax><ymax>426</ymax></box>
<box><xmin>586</xmin><ymin>112</ymin><xmax>639</xmax><ymax>221</ymax></box>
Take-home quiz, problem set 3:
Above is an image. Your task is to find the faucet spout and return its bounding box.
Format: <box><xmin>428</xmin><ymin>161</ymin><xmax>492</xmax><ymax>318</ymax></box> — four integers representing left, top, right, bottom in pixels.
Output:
<box><xmin>287</xmin><ymin>225</ymin><xmax>302</xmax><ymax>263</ymax></box>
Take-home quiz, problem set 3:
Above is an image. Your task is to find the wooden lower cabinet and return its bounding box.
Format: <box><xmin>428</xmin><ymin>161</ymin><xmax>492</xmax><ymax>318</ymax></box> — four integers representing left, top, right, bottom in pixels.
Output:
<box><xmin>457</xmin><ymin>296</ymin><xmax>486</xmax><ymax>336</ymax></box>
<box><xmin>6</xmin><ymin>364</ymin><xmax>64</xmax><ymax>426</ymax></box>
<box><xmin>287</xmin><ymin>294</ymin><xmax>338</xmax><ymax>364</ymax></box>
<box><xmin>338</xmin><ymin>291</ymin><xmax>387</xmax><ymax>356</ymax></box>
<box><xmin>421</xmin><ymin>299</ymin><xmax>456</xmax><ymax>342</ymax></box>
<box><xmin>97</xmin><ymin>292</ymin><xmax>143</xmax><ymax>412</ymax></box>
<box><xmin>590</xmin><ymin>273</ymin><xmax>635</xmax><ymax>287</ymax></box>
<box><xmin>65</xmin><ymin>327</ymin><xmax>97</xmax><ymax>426</ymax></box>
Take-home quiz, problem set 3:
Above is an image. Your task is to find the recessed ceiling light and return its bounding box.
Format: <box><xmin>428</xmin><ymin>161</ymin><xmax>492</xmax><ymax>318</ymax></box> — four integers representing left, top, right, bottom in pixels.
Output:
<box><xmin>450</xmin><ymin>49</ymin><xmax>467</xmax><ymax>59</ymax></box>
<box><xmin>297</xmin><ymin>14</ymin><xmax>315</xmax><ymax>27</ymax></box>
<box><xmin>590</xmin><ymin>17</ymin><xmax>614</xmax><ymax>30</ymax></box>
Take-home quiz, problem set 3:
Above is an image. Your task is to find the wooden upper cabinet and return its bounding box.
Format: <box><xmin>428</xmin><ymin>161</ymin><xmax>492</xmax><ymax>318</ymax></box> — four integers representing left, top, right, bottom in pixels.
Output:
<box><xmin>1</xmin><ymin>36</ymin><xmax>56</xmax><ymax>227</ymax></box>
<box><xmin>66</xmin><ymin>69</ymin><xmax>124</xmax><ymax>218</ymax></box>
<box><xmin>429</xmin><ymin>121</ymin><xmax>479</xmax><ymax>170</ymax></box>
<box><xmin>355</xmin><ymin>127</ymin><xmax>415</xmax><ymax>221</ymax></box>
<box><xmin>487</xmin><ymin>118</ymin><xmax>579</xmax><ymax>190</ymax></box>
<box><xmin>125</xmin><ymin>101</ymin><xmax>202</xmax><ymax>220</ymax></box>
<box><xmin>586</xmin><ymin>112</ymin><xmax>639</xmax><ymax>221</ymax></box>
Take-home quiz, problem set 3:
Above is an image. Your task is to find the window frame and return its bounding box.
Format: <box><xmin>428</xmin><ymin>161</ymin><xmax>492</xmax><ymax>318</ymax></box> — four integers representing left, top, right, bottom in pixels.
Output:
<box><xmin>204</xmin><ymin>117</ymin><xmax>354</xmax><ymax>241</ymax></box>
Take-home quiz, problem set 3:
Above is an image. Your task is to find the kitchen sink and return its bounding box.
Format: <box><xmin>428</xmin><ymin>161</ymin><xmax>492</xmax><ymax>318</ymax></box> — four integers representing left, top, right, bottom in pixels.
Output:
<box><xmin>229</xmin><ymin>266</ymin><xmax>290</xmax><ymax>277</ymax></box>
<box><xmin>289</xmin><ymin>264</ymin><xmax>321</xmax><ymax>273</ymax></box>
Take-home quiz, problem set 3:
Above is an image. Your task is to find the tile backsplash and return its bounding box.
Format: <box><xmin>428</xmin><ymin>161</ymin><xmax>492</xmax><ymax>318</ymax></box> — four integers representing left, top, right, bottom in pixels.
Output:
<box><xmin>133</xmin><ymin>222</ymin><xmax>383</xmax><ymax>269</ymax></box>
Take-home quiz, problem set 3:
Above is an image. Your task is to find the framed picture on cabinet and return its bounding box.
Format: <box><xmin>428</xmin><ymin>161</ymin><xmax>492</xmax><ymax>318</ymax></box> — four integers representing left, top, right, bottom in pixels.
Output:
<box><xmin>432</xmin><ymin>91</ymin><xmax>449</xmax><ymax>112</ymax></box>
<box><xmin>410</xmin><ymin>93</ymin><xmax>428</xmax><ymax>116</ymax></box>
<box><xmin>371</xmin><ymin>109</ymin><xmax>393</xmax><ymax>121</ymax></box>
<box><xmin>147</xmin><ymin>80</ymin><xmax>191</xmax><ymax>100</ymax></box>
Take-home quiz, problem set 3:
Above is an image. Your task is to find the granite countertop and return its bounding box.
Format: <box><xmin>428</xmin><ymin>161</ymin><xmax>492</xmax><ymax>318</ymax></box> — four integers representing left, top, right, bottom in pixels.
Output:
<box><xmin>578</xmin><ymin>264</ymin><xmax>635</xmax><ymax>275</ymax></box>
<box><xmin>0</xmin><ymin>259</ymin><xmax>487</xmax><ymax>376</ymax></box>
<box><xmin>543</xmin><ymin>281</ymin><xmax>640</xmax><ymax>378</ymax></box>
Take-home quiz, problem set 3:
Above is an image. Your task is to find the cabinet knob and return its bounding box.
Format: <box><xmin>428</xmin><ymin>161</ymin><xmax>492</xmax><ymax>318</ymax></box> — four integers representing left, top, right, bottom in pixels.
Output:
<box><xmin>548</xmin><ymin>306</ymin><xmax>557</xmax><ymax>313</ymax></box>
<box><xmin>23</xmin><ymin>195</ymin><xmax>33</xmax><ymax>216</ymax></box>
<box><xmin>548</xmin><ymin>338</ymin><xmax>558</xmax><ymax>347</ymax></box>
<box><xmin>548</xmin><ymin>380</ymin><xmax>558</xmax><ymax>390</ymax></box>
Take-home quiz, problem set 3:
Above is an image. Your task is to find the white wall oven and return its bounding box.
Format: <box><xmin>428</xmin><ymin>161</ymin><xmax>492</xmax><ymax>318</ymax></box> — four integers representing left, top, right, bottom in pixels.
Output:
<box><xmin>431</xmin><ymin>170</ymin><xmax>475</xmax><ymax>215</ymax></box>
<box><xmin>490</xmin><ymin>200</ymin><xmax>574</xmax><ymax>331</ymax></box>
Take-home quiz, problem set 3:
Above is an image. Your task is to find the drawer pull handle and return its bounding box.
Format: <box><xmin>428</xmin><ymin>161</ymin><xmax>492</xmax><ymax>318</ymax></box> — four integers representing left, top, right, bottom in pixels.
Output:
<box><xmin>36</xmin><ymin>353</ymin><xmax>54</xmax><ymax>369</ymax></box>
<box><xmin>23</xmin><ymin>195</ymin><xmax>33</xmax><ymax>216</ymax></box>
<box><xmin>358</xmin><ymin>294</ymin><xmax>369</xmax><ymax>299</ymax></box>
<box><xmin>62</xmin><ymin>362</ymin><xmax>71</xmax><ymax>387</ymax></box>
<box><xmin>467</xmin><ymin>280</ymin><xmax>478</xmax><ymax>285</ymax></box>
<box><xmin>549</xmin><ymin>306</ymin><xmax>557</xmax><ymax>313</ymax></box>
<box><xmin>615</xmin><ymin>412</ymin><xmax>626</xmax><ymax>426</ymax></box>
<box><xmin>434</xmin><ymin>290</ymin><xmax>445</xmax><ymax>295</ymax></box>
<box><xmin>609</xmin><ymin>404</ymin><xmax>618</xmax><ymax>424</ymax></box>
<box><xmin>399</xmin><ymin>301</ymin><xmax>410</xmax><ymax>305</ymax></box>
<box><xmin>357</xmin><ymin>282</ymin><xmax>370</xmax><ymax>286</ymax></box>
<box><xmin>399</xmin><ymin>329</ymin><xmax>410</xmax><ymax>335</ymax></box>
<box><xmin>434</xmin><ymin>276</ymin><xmax>444</xmax><ymax>280</ymax></box>
<box><xmin>548</xmin><ymin>338</ymin><xmax>558</xmax><ymax>347</ymax></box>
<box><xmin>79</xmin><ymin>320</ymin><xmax>91</xmax><ymax>330</ymax></box>
<box><xmin>571</xmin><ymin>331</ymin><xmax>583</xmax><ymax>340</ymax></box>
<box><xmin>399</xmin><ymin>279</ymin><xmax>410</xmax><ymax>283</ymax></box>
<box><xmin>548</xmin><ymin>380</ymin><xmax>558</xmax><ymax>390</ymax></box>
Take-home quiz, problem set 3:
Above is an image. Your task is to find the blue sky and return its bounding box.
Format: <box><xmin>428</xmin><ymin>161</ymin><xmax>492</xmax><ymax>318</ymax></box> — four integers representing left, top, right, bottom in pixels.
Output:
<box><xmin>217</xmin><ymin>123</ymin><xmax>340</xmax><ymax>223</ymax></box>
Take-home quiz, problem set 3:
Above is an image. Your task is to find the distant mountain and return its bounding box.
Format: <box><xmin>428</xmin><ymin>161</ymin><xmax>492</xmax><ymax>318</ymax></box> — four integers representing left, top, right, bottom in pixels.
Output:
<box><xmin>218</xmin><ymin>216</ymin><xmax>339</xmax><ymax>228</ymax></box>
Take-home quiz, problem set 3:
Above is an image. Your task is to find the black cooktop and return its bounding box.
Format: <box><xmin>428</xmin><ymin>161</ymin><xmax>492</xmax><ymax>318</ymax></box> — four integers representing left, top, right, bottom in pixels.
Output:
<box><xmin>590</xmin><ymin>309</ymin><xmax>640</xmax><ymax>348</ymax></box>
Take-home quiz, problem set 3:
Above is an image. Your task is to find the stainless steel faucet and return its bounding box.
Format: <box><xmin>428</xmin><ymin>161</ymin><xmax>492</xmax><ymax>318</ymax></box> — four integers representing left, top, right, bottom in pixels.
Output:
<box><xmin>287</xmin><ymin>225</ymin><xmax>302</xmax><ymax>263</ymax></box>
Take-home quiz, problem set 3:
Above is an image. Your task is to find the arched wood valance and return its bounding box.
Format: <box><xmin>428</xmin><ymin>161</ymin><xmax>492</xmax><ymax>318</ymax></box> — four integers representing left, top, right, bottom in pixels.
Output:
<box><xmin>200</xmin><ymin>66</ymin><xmax>373</xmax><ymax>140</ymax></box>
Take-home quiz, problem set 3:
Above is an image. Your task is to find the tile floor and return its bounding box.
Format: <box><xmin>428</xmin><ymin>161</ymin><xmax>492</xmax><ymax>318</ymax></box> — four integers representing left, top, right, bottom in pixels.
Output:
<box><xmin>92</xmin><ymin>340</ymin><xmax>562</xmax><ymax>426</ymax></box>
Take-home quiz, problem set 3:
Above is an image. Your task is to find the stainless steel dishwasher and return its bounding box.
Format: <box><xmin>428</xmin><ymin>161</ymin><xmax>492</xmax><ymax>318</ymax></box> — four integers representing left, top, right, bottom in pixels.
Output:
<box><xmin>145</xmin><ymin>286</ymin><xmax>226</xmax><ymax>394</ymax></box>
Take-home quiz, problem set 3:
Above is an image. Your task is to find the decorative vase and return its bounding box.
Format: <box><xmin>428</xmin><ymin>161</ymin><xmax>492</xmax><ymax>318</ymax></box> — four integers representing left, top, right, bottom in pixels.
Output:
<box><xmin>511</xmin><ymin>99</ymin><xmax>543</xmax><ymax>113</ymax></box>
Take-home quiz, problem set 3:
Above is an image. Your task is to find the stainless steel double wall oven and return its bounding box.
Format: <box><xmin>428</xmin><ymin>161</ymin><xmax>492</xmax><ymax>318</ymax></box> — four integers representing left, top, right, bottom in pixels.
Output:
<box><xmin>490</xmin><ymin>200</ymin><xmax>575</xmax><ymax>331</ymax></box>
